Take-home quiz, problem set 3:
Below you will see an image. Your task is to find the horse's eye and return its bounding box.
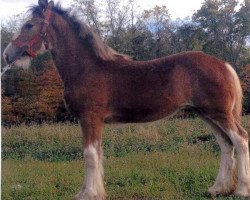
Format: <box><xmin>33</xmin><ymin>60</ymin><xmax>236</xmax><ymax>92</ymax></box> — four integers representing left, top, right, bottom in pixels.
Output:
<box><xmin>24</xmin><ymin>23</ymin><xmax>33</xmax><ymax>29</ymax></box>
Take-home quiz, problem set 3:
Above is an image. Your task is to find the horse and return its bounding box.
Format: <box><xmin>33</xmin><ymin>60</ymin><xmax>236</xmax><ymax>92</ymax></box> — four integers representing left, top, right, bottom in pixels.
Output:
<box><xmin>3</xmin><ymin>0</ymin><xmax>250</xmax><ymax>199</ymax></box>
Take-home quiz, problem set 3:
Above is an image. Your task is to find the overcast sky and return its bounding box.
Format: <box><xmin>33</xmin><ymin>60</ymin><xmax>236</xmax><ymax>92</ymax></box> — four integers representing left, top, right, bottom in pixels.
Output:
<box><xmin>0</xmin><ymin>0</ymin><xmax>244</xmax><ymax>22</ymax></box>
<box><xmin>1</xmin><ymin>0</ymin><xmax>205</xmax><ymax>21</ymax></box>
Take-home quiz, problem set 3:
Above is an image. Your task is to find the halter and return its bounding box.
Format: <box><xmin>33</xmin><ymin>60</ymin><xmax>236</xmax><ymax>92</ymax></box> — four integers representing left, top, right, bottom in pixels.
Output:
<box><xmin>11</xmin><ymin>8</ymin><xmax>52</xmax><ymax>58</ymax></box>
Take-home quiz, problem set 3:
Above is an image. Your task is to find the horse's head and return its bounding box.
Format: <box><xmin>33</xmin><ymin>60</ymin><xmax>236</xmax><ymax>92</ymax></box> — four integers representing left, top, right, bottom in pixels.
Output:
<box><xmin>3</xmin><ymin>0</ymin><xmax>54</xmax><ymax>70</ymax></box>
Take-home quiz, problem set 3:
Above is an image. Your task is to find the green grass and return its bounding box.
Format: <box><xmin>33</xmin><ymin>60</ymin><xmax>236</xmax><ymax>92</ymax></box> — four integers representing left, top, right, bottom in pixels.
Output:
<box><xmin>2</xmin><ymin>116</ymin><xmax>250</xmax><ymax>199</ymax></box>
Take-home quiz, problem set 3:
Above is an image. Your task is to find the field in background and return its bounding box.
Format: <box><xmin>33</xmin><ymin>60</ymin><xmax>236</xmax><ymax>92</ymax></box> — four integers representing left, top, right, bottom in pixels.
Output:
<box><xmin>2</xmin><ymin>116</ymin><xmax>250</xmax><ymax>200</ymax></box>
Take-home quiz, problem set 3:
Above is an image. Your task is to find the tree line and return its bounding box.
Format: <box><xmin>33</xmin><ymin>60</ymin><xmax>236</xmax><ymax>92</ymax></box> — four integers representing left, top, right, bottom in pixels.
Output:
<box><xmin>1</xmin><ymin>0</ymin><xmax>250</xmax><ymax>125</ymax></box>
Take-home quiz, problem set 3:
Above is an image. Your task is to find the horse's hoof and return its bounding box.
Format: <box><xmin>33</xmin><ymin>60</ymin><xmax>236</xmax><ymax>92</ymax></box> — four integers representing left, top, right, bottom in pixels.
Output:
<box><xmin>74</xmin><ymin>191</ymin><xmax>105</xmax><ymax>200</ymax></box>
<box><xmin>208</xmin><ymin>186</ymin><xmax>221</xmax><ymax>197</ymax></box>
<box><xmin>234</xmin><ymin>183</ymin><xmax>250</xmax><ymax>197</ymax></box>
<box><xmin>208</xmin><ymin>184</ymin><xmax>235</xmax><ymax>197</ymax></box>
<box><xmin>74</xmin><ymin>191</ymin><xmax>92</xmax><ymax>200</ymax></box>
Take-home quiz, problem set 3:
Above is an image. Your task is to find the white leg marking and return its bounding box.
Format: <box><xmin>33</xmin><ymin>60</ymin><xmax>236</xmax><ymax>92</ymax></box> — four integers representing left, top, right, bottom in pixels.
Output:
<box><xmin>75</xmin><ymin>143</ymin><xmax>105</xmax><ymax>200</ymax></box>
<box><xmin>85</xmin><ymin>144</ymin><xmax>104</xmax><ymax>195</ymax></box>
<box><xmin>208</xmin><ymin>134</ymin><xmax>236</xmax><ymax>195</ymax></box>
<box><xmin>210</xmin><ymin>120</ymin><xmax>250</xmax><ymax>197</ymax></box>
<box><xmin>227</xmin><ymin>129</ymin><xmax>250</xmax><ymax>197</ymax></box>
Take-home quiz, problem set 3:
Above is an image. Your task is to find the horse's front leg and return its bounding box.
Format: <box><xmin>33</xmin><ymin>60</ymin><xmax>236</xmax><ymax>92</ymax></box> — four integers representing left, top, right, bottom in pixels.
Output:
<box><xmin>75</xmin><ymin>112</ymin><xmax>105</xmax><ymax>200</ymax></box>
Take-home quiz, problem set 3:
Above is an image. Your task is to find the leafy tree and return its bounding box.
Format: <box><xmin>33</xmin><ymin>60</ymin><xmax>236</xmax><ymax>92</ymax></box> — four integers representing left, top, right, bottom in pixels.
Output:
<box><xmin>193</xmin><ymin>0</ymin><xmax>250</xmax><ymax>69</ymax></box>
<box><xmin>142</xmin><ymin>6</ymin><xmax>171</xmax><ymax>57</ymax></box>
<box><xmin>170</xmin><ymin>21</ymin><xmax>205</xmax><ymax>53</ymax></box>
<box><xmin>71</xmin><ymin>0</ymin><xmax>103</xmax><ymax>35</ymax></box>
<box><xmin>104</xmin><ymin>0</ymin><xmax>131</xmax><ymax>50</ymax></box>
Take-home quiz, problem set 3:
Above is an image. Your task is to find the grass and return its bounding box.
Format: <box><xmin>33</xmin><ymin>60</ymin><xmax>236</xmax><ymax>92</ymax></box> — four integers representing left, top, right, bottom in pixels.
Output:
<box><xmin>2</xmin><ymin>116</ymin><xmax>250</xmax><ymax>199</ymax></box>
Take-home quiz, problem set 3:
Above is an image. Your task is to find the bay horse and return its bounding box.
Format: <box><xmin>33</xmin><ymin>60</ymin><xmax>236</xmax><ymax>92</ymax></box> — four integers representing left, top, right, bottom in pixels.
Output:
<box><xmin>3</xmin><ymin>0</ymin><xmax>250</xmax><ymax>199</ymax></box>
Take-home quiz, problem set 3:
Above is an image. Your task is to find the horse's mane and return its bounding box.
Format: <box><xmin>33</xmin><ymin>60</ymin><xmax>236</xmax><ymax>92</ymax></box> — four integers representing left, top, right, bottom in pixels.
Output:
<box><xmin>30</xmin><ymin>4</ymin><xmax>131</xmax><ymax>61</ymax></box>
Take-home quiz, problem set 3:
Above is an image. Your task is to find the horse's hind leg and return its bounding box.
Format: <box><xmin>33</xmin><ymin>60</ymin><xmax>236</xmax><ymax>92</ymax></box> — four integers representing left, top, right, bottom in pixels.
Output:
<box><xmin>203</xmin><ymin>117</ymin><xmax>237</xmax><ymax>196</ymax></box>
<box><xmin>228</xmin><ymin>121</ymin><xmax>250</xmax><ymax>197</ymax></box>
<box><xmin>204</xmin><ymin>114</ymin><xmax>250</xmax><ymax>197</ymax></box>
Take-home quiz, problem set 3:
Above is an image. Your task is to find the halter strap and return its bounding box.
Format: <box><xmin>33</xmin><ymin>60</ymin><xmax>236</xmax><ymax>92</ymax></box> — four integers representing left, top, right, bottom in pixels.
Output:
<box><xmin>11</xmin><ymin>8</ymin><xmax>52</xmax><ymax>58</ymax></box>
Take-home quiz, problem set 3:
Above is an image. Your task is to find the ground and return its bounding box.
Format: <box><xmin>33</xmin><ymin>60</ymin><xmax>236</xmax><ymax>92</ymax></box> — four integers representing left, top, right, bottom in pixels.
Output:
<box><xmin>2</xmin><ymin>116</ymin><xmax>250</xmax><ymax>200</ymax></box>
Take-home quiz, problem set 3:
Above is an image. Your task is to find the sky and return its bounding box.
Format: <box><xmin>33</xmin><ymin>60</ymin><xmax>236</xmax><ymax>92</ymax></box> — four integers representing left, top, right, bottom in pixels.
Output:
<box><xmin>0</xmin><ymin>0</ymin><xmax>245</xmax><ymax>22</ymax></box>
<box><xmin>1</xmin><ymin>0</ymin><xmax>206</xmax><ymax>22</ymax></box>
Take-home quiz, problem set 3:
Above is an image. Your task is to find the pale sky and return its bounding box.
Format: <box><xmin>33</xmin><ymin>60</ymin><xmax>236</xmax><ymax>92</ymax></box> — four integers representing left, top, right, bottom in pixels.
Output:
<box><xmin>1</xmin><ymin>0</ymin><xmax>205</xmax><ymax>21</ymax></box>
<box><xmin>0</xmin><ymin>0</ymin><xmax>244</xmax><ymax>22</ymax></box>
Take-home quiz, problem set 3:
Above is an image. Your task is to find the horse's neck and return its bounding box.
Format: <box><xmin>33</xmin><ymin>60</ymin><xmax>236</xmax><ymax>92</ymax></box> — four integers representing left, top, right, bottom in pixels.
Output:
<box><xmin>48</xmin><ymin>20</ymin><xmax>97</xmax><ymax>88</ymax></box>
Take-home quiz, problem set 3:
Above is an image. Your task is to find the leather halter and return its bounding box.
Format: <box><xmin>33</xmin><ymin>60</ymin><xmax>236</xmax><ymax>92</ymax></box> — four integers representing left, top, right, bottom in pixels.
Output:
<box><xmin>11</xmin><ymin>8</ymin><xmax>52</xmax><ymax>58</ymax></box>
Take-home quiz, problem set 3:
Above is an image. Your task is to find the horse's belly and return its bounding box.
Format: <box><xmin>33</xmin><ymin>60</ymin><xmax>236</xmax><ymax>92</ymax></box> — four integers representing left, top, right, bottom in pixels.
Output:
<box><xmin>104</xmin><ymin>104</ymin><xmax>179</xmax><ymax>123</ymax></box>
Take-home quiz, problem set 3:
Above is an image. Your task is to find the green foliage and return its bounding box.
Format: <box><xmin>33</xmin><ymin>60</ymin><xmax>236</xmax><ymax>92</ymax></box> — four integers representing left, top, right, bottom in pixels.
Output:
<box><xmin>170</xmin><ymin>22</ymin><xmax>205</xmax><ymax>52</ymax></box>
<box><xmin>193</xmin><ymin>0</ymin><xmax>250</xmax><ymax>68</ymax></box>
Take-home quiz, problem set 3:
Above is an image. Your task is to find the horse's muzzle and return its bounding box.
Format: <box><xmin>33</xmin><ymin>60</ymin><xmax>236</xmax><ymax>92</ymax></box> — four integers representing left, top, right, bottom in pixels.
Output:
<box><xmin>3</xmin><ymin>43</ymin><xmax>27</xmax><ymax>65</ymax></box>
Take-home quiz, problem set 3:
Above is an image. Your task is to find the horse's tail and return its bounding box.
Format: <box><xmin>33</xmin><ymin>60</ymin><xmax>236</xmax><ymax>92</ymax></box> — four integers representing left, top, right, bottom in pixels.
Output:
<box><xmin>225</xmin><ymin>63</ymin><xmax>243</xmax><ymax>122</ymax></box>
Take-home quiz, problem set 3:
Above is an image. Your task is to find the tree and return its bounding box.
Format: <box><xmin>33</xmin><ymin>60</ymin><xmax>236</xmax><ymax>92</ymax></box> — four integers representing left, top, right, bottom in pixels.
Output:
<box><xmin>142</xmin><ymin>5</ymin><xmax>171</xmax><ymax>57</ymax></box>
<box><xmin>169</xmin><ymin>21</ymin><xmax>205</xmax><ymax>53</ymax></box>
<box><xmin>193</xmin><ymin>0</ymin><xmax>250</xmax><ymax>69</ymax></box>
<box><xmin>104</xmin><ymin>0</ymin><xmax>130</xmax><ymax>50</ymax></box>
<box><xmin>71</xmin><ymin>0</ymin><xmax>103</xmax><ymax>35</ymax></box>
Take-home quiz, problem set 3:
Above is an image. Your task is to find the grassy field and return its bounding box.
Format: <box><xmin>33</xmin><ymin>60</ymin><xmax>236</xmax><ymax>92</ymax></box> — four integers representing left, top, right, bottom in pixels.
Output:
<box><xmin>2</xmin><ymin>116</ymin><xmax>250</xmax><ymax>200</ymax></box>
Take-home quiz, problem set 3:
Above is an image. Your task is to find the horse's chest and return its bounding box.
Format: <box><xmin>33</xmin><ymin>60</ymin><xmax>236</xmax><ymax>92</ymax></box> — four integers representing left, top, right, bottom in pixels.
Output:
<box><xmin>63</xmin><ymin>89</ymin><xmax>89</xmax><ymax>114</ymax></box>
<box><xmin>63</xmin><ymin>86</ymin><xmax>108</xmax><ymax>115</ymax></box>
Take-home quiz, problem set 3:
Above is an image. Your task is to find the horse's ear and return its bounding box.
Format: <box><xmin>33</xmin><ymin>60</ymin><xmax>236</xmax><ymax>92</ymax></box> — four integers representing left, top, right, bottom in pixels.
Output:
<box><xmin>48</xmin><ymin>1</ymin><xmax>54</xmax><ymax>9</ymax></box>
<box><xmin>38</xmin><ymin>0</ymin><xmax>54</xmax><ymax>11</ymax></box>
<box><xmin>38</xmin><ymin>0</ymin><xmax>48</xmax><ymax>10</ymax></box>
